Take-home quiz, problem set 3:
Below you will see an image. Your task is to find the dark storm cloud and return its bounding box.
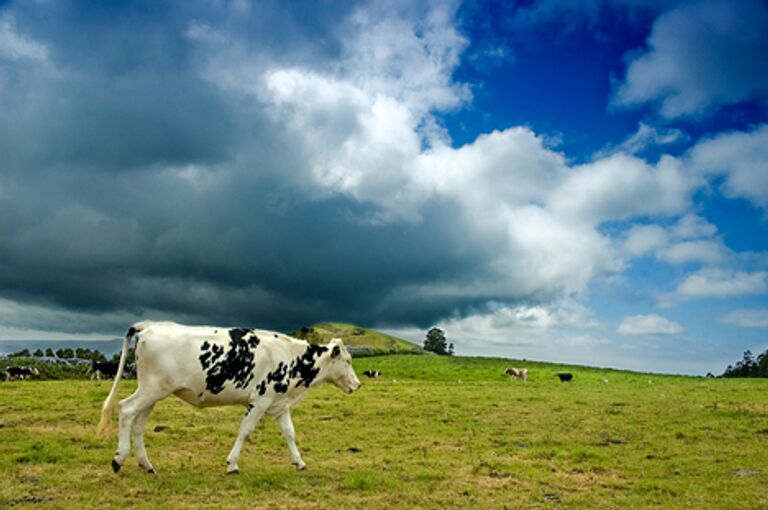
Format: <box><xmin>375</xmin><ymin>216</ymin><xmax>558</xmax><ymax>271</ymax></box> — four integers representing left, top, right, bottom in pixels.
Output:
<box><xmin>0</xmin><ymin>0</ymin><xmax>515</xmax><ymax>334</ymax></box>
<box><xmin>0</xmin><ymin>0</ymin><xmax>601</xmax><ymax>336</ymax></box>
<box><xmin>1</xmin><ymin>161</ymin><xmax>492</xmax><ymax>331</ymax></box>
<box><xmin>0</xmin><ymin>0</ymin><xmax>355</xmax><ymax>174</ymax></box>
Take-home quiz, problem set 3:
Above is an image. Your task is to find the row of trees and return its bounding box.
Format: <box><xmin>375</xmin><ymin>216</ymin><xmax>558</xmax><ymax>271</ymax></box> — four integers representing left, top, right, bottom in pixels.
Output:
<box><xmin>8</xmin><ymin>347</ymin><xmax>110</xmax><ymax>362</ymax></box>
<box><xmin>722</xmin><ymin>349</ymin><xmax>768</xmax><ymax>378</ymax></box>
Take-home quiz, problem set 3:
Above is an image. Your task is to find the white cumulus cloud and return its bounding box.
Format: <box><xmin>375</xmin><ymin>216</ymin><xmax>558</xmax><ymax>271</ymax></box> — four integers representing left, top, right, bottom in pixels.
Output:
<box><xmin>614</xmin><ymin>0</ymin><xmax>768</xmax><ymax>118</ymax></box>
<box><xmin>618</xmin><ymin>314</ymin><xmax>683</xmax><ymax>335</ymax></box>
<box><xmin>687</xmin><ymin>124</ymin><xmax>768</xmax><ymax>209</ymax></box>
<box><xmin>676</xmin><ymin>269</ymin><xmax>768</xmax><ymax>298</ymax></box>
<box><xmin>548</xmin><ymin>154</ymin><xmax>695</xmax><ymax>225</ymax></box>
<box><xmin>622</xmin><ymin>214</ymin><xmax>730</xmax><ymax>265</ymax></box>
<box><xmin>0</xmin><ymin>15</ymin><xmax>48</xmax><ymax>62</ymax></box>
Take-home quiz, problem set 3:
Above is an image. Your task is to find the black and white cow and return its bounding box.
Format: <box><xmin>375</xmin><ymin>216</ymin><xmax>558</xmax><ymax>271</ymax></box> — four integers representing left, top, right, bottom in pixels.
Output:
<box><xmin>4</xmin><ymin>366</ymin><xmax>40</xmax><ymax>381</ymax></box>
<box><xmin>97</xmin><ymin>321</ymin><xmax>361</xmax><ymax>474</ymax></box>
<box><xmin>363</xmin><ymin>370</ymin><xmax>381</xmax><ymax>378</ymax></box>
<box><xmin>557</xmin><ymin>372</ymin><xmax>573</xmax><ymax>382</ymax></box>
<box><xmin>90</xmin><ymin>360</ymin><xmax>120</xmax><ymax>380</ymax></box>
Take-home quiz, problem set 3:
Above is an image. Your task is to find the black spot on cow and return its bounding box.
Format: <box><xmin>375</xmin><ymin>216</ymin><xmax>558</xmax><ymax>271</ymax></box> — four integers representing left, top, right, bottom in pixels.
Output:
<box><xmin>290</xmin><ymin>344</ymin><xmax>328</xmax><ymax>389</ymax></box>
<box><xmin>252</xmin><ymin>343</ymin><xmax>329</xmax><ymax>396</ymax></box>
<box><xmin>229</xmin><ymin>328</ymin><xmax>252</xmax><ymax>344</ymax></box>
<box><xmin>266</xmin><ymin>362</ymin><xmax>289</xmax><ymax>393</ymax></box>
<box><xmin>198</xmin><ymin>329</ymin><xmax>260</xmax><ymax>394</ymax></box>
<box><xmin>267</xmin><ymin>362</ymin><xmax>287</xmax><ymax>383</ymax></box>
<box><xmin>198</xmin><ymin>341</ymin><xmax>217</xmax><ymax>370</ymax></box>
<box><xmin>127</xmin><ymin>326</ymin><xmax>136</xmax><ymax>338</ymax></box>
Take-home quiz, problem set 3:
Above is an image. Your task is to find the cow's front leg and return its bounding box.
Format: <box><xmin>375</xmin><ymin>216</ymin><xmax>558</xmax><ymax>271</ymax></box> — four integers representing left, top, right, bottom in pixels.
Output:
<box><xmin>275</xmin><ymin>410</ymin><xmax>306</xmax><ymax>470</ymax></box>
<box><xmin>226</xmin><ymin>401</ymin><xmax>268</xmax><ymax>474</ymax></box>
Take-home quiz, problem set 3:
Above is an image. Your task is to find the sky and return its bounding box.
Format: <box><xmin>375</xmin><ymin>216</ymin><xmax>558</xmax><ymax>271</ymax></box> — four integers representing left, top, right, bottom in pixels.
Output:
<box><xmin>0</xmin><ymin>0</ymin><xmax>767</xmax><ymax>375</ymax></box>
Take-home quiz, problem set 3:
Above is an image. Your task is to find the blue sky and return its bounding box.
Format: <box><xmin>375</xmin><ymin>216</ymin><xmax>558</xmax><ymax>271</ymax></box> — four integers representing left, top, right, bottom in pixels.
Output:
<box><xmin>0</xmin><ymin>0</ymin><xmax>766</xmax><ymax>374</ymax></box>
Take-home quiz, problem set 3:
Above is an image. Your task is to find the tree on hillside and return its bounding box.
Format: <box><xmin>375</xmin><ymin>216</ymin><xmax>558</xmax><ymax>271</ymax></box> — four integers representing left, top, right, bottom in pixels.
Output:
<box><xmin>424</xmin><ymin>327</ymin><xmax>454</xmax><ymax>356</ymax></box>
<box><xmin>45</xmin><ymin>348</ymin><xmax>54</xmax><ymax>357</ymax></box>
<box><xmin>33</xmin><ymin>348</ymin><xmax>45</xmax><ymax>357</ymax></box>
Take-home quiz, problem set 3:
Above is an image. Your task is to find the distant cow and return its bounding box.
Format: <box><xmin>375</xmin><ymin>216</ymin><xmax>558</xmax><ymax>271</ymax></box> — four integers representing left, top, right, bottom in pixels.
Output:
<box><xmin>4</xmin><ymin>366</ymin><xmax>40</xmax><ymax>381</ymax></box>
<box><xmin>98</xmin><ymin>321</ymin><xmax>361</xmax><ymax>475</ymax></box>
<box><xmin>90</xmin><ymin>360</ymin><xmax>120</xmax><ymax>380</ymax></box>
<box><xmin>363</xmin><ymin>370</ymin><xmax>381</xmax><ymax>378</ymax></box>
<box><xmin>557</xmin><ymin>372</ymin><xmax>573</xmax><ymax>382</ymax></box>
<box><xmin>504</xmin><ymin>368</ymin><xmax>527</xmax><ymax>382</ymax></box>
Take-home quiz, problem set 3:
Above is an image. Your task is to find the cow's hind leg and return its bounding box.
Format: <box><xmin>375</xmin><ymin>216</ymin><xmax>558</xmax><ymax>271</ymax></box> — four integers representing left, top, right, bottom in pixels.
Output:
<box><xmin>226</xmin><ymin>401</ymin><xmax>268</xmax><ymax>474</ymax></box>
<box><xmin>276</xmin><ymin>410</ymin><xmax>306</xmax><ymax>470</ymax></box>
<box><xmin>113</xmin><ymin>389</ymin><xmax>165</xmax><ymax>473</ymax></box>
<box><xmin>132</xmin><ymin>403</ymin><xmax>157</xmax><ymax>473</ymax></box>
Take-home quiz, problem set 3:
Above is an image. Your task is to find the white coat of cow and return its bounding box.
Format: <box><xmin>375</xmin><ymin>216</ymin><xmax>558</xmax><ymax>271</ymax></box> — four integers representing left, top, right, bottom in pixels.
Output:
<box><xmin>97</xmin><ymin>321</ymin><xmax>361</xmax><ymax>474</ymax></box>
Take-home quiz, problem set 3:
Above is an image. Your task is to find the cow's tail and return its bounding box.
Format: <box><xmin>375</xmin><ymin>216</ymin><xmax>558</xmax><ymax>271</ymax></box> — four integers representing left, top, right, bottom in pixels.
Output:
<box><xmin>96</xmin><ymin>323</ymin><xmax>144</xmax><ymax>437</ymax></box>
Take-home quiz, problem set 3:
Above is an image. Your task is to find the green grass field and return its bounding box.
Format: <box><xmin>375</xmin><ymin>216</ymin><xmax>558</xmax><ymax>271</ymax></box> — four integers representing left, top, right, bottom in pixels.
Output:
<box><xmin>1</xmin><ymin>355</ymin><xmax>767</xmax><ymax>509</ymax></box>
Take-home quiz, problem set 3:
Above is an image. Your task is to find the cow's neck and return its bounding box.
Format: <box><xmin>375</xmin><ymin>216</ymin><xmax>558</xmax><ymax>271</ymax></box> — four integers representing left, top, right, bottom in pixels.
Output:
<box><xmin>256</xmin><ymin>339</ymin><xmax>330</xmax><ymax>402</ymax></box>
<box><xmin>286</xmin><ymin>341</ymin><xmax>330</xmax><ymax>391</ymax></box>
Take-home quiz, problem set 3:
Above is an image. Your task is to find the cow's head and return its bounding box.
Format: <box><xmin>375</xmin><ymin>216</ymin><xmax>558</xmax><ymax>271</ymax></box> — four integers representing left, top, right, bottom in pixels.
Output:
<box><xmin>322</xmin><ymin>338</ymin><xmax>361</xmax><ymax>394</ymax></box>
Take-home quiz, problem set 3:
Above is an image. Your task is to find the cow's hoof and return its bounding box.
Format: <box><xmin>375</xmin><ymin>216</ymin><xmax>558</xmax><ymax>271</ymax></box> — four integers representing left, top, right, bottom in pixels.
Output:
<box><xmin>111</xmin><ymin>459</ymin><xmax>121</xmax><ymax>473</ymax></box>
<box><xmin>145</xmin><ymin>468</ymin><xmax>156</xmax><ymax>475</ymax></box>
<box><xmin>227</xmin><ymin>468</ymin><xmax>239</xmax><ymax>475</ymax></box>
<box><xmin>294</xmin><ymin>463</ymin><xmax>306</xmax><ymax>471</ymax></box>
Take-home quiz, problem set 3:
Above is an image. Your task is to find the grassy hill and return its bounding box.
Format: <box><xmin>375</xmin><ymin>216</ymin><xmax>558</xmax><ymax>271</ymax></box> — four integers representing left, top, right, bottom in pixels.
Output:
<box><xmin>289</xmin><ymin>322</ymin><xmax>424</xmax><ymax>355</ymax></box>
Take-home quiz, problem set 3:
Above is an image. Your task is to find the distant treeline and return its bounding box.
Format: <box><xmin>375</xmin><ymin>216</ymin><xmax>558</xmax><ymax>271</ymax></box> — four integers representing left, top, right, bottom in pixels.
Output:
<box><xmin>722</xmin><ymin>349</ymin><xmax>768</xmax><ymax>378</ymax></box>
<box><xmin>1</xmin><ymin>346</ymin><xmax>134</xmax><ymax>380</ymax></box>
<box><xmin>6</xmin><ymin>347</ymin><xmax>112</xmax><ymax>361</ymax></box>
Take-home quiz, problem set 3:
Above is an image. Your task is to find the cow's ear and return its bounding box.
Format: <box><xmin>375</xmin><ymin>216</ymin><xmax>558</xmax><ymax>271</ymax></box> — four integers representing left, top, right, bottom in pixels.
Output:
<box><xmin>331</xmin><ymin>345</ymin><xmax>341</xmax><ymax>358</ymax></box>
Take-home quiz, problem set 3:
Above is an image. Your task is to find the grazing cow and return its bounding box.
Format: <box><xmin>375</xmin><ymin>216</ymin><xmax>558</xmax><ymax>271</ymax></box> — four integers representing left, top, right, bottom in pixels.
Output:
<box><xmin>4</xmin><ymin>366</ymin><xmax>40</xmax><ymax>381</ymax></box>
<box><xmin>557</xmin><ymin>372</ymin><xmax>573</xmax><ymax>382</ymax></box>
<box><xmin>363</xmin><ymin>370</ymin><xmax>381</xmax><ymax>378</ymax></box>
<box><xmin>90</xmin><ymin>360</ymin><xmax>120</xmax><ymax>380</ymax></box>
<box><xmin>504</xmin><ymin>368</ymin><xmax>528</xmax><ymax>382</ymax></box>
<box><xmin>98</xmin><ymin>321</ymin><xmax>361</xmax><ymax>475</ymax></box>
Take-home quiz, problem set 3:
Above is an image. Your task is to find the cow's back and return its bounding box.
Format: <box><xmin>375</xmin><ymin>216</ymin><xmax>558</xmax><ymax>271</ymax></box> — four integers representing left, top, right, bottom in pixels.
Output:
<box><xmin>134</xmin><ymin>322</ymin><xmax>295</xmax><ymax>407</ymax></box>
